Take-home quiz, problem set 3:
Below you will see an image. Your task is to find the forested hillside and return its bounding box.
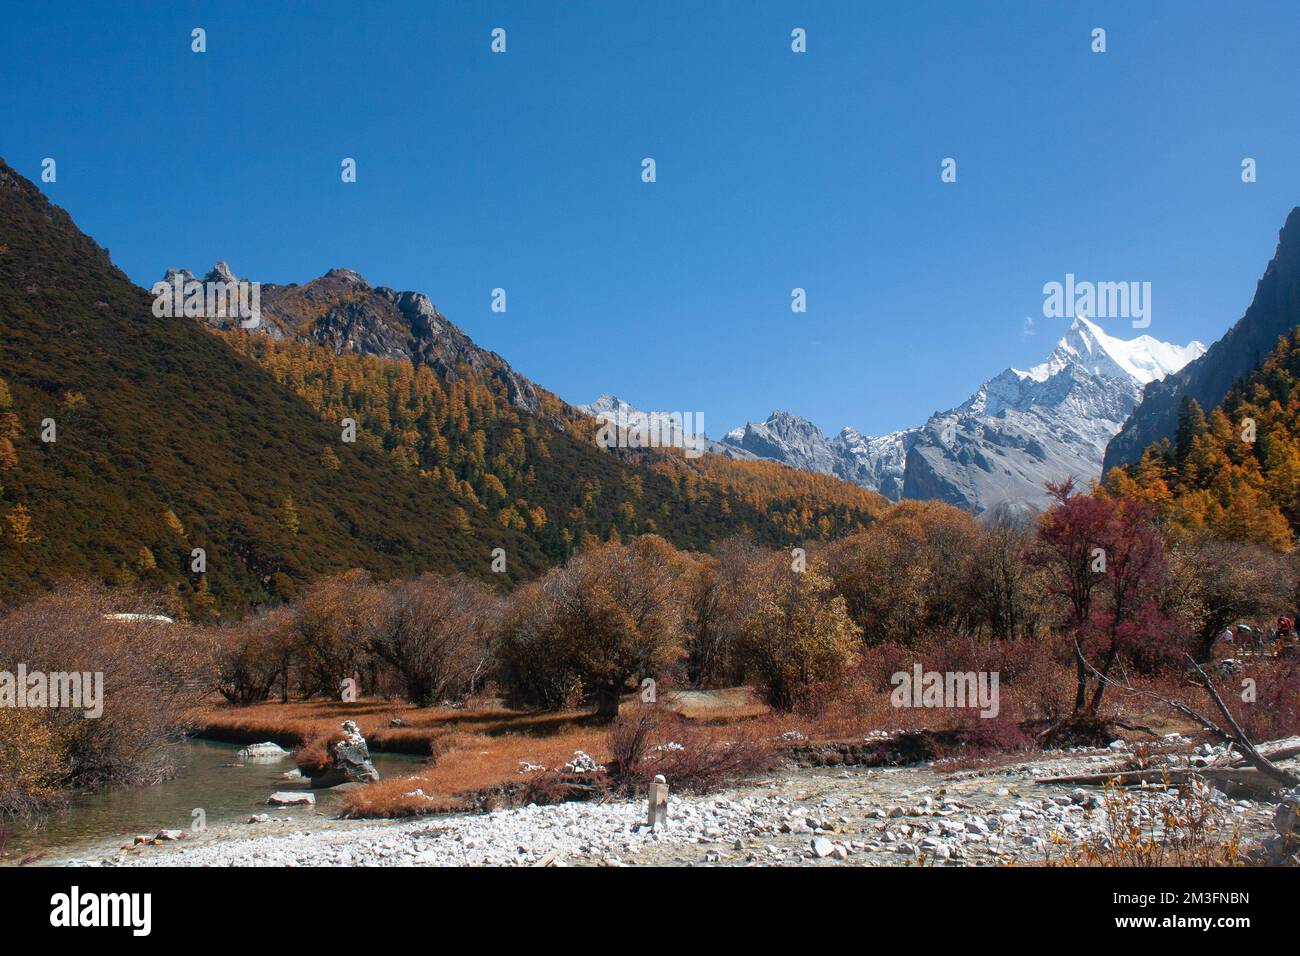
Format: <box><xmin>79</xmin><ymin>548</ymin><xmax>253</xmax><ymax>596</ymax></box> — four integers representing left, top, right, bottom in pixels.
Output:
<box><xmin>1106</xmin><ymin>328</ymin><xmax>1300</xmax><ymax>551</ymax></box>
<box><xmin>0</xmin><ymin>158</ymin><xmax>883</xmax><ymax>618</ymax></box>
<box><xmin>216</xmin><ymin>331</ymin><xmax>886</xmax><ymax>563</ymax></box>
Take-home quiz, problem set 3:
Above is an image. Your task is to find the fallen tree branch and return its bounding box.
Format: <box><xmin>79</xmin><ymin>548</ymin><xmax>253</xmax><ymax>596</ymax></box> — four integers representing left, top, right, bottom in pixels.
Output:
<box><xmin>1038</xmin><ymin>769</ymin><xmax>1181</xmax><ymax>787</ymax></box>
<box><xmin>1067</xmin><ymin>638</ymin><xmax>1299</xmax><ymax>788</ymax></box>
<box><xmin>1037</xmin><ymin>767</ymin><xmax>1287</xmax><ymax>800</ymax></box>
<box><xmin>1108</xmin><ymin>719</ymin><xmax>1160</xmax><ymax>738</ymax></box>
<box><xmin>1183</xmin><ymin>655</ymin><xmax>1300</xmax><ymax>787</ymax></box>
<box><xmin>1214</xmin><ymin>739</ymin><xmax>1300</xmax><ymax>768</ymax></box>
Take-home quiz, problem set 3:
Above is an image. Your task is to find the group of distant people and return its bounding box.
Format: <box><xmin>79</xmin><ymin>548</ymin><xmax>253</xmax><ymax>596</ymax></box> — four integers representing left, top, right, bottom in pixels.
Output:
<box><xmin>1219</xmin><ymin>616</ymin><xmax>1299</xmax><ymax>659</ymax></box>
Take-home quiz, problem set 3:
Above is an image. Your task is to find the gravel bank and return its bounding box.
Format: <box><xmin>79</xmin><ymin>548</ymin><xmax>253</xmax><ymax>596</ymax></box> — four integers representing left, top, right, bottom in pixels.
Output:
<box><xmin>69</xmin><ymin>735</ymin><xmax>1291</xmax><ymax>867</ymax></box>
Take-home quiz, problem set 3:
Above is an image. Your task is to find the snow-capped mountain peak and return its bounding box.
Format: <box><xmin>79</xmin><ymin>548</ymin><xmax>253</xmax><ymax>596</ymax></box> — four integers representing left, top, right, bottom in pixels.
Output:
<box><xmin>906</xmin><ymin>319</ymin><xmax>1205</xmax><ymax>512</ymax></box>
<box><xmin>715</xmin><ymin>317</ymin><xmax>1205</xmax><ymax>514</ymax></box>
<box><xmin>579</xmin><ymin>394</ymin><xmax>635</xmax><ymax>418</ymax></box>
<box><xmin>1019</xmin><ymin>316</ymin><xmax>1206</xmax><ymax>386</ymax></box>
<box><xmin>576</xmin><ymin>394</ymin><xmax>756</xmax><ymax>460</ymax></box>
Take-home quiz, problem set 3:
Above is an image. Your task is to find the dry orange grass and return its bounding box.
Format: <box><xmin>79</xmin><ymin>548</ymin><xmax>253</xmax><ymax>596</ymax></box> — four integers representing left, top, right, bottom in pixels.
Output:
<box><xmin>341</xmin><ymin>726</ymin><xmax>612</xmax><ymax>816</ymax></box>
<box><xmin>198</xmin><ymin>698</ymin><xmax>420</xmax><ymax>749</ymax></box>
<box><xmin>660</xmin><ymin>688</ymin><xmax>771</xmax><ymax>723</ymax></box>
<box><xmin>338</xmin><ymin>691</ymin><xmax>778</xmax><ymax>817</ymax></box>
<box><xmin>197</xmin><ymin>697</ymin><xmax>621</xmax><ymax>816</ymax></box>
<box><xmin>194</xmin><ymin>678</ymin><xmax>1215</xmax><ymax>819</ymax></box>
<box><xmin>197</xmin><ymin>690</ymin><xmax>784</xmax><ymax>818</ymax></box>
<box><xmin>198</xmin><ymin>698</ymin><xmax>599</xmax><ymax>753</ymax></box>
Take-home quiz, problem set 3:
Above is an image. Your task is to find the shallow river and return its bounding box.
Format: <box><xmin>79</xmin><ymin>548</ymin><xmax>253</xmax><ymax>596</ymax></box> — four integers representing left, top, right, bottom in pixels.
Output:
<box><xmin>3</xmin><ymin>738</ymin><xmax>423</xmax><ymax>865</ymax></box>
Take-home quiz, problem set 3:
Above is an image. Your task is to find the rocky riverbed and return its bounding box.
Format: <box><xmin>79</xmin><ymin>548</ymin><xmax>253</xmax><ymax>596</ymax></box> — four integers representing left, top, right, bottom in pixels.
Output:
<box><xmin>68</xmin><ymin>735</ymin><xmax>1297</xmax><ymax>867</ymax></box>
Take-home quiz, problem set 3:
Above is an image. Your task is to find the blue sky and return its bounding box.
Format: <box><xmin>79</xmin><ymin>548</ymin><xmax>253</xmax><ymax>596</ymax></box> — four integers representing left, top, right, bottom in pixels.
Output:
<box><xmin>3</xmin><ymin>1</ymin><xmax>1298</xmax><ymax>438</ymax></box>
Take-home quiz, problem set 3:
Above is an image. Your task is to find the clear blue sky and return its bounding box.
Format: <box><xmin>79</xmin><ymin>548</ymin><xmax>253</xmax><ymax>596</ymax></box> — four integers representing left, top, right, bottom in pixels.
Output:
<box><xmin>3</xmin><ymin>1</ymin><xmax>1298</xmax><ymax>438</ymax></box>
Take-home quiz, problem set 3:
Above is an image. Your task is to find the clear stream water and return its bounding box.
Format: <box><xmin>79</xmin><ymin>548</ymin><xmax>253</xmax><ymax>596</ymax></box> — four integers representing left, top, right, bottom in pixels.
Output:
<box><xmin>3</xmin><ymin>738</ymin><xmax>424</xmax><ymax>865</ymax></box>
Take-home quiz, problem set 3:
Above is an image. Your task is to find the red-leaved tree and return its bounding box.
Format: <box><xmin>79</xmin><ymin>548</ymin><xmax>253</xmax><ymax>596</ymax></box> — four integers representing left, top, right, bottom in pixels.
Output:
<box><xmin>1037</xmin><ymin>478</ymin><xmax>1171</xmax><ymax>714</ymax></box>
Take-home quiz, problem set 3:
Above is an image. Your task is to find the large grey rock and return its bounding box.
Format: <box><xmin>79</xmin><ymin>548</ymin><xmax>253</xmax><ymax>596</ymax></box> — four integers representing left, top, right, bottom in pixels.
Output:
<box><xmin>310</xmin><ymin>720</ymin><xmax>380</xmax><ymax>789</ymax></box>
<box><xmin>238</xmin><ymin>741</ymin><xmax>289</xmax><ymax>759</ymax></box>
<box><xmin>268</xmin><ymin>791</ymin><xmax>315</xmax><ymax>806</ymax></box>
<box><xmin>1262</xmin><ymin>788</ymin><xmax>1300</xmax><ymax>865</ymax></box>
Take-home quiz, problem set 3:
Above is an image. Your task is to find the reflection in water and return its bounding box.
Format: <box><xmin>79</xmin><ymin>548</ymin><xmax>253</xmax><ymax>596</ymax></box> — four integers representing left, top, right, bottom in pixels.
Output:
<box><xmin>2</xmin><ymin>738</ymin><xmax>424</xmax><ymax>865</ymax></box>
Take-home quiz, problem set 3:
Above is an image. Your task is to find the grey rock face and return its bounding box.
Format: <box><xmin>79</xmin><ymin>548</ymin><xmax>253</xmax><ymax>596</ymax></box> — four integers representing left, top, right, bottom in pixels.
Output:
<box><xmin>721</xmin><ymin>411</ymin><xmax>915</xmax><ymax>499</ymax></box>
<box><xmin>166</xmin><ymin>263</ymin><xmax>545</xmax><ymax>414</ymax></box>
<box><xmin>724</xmin><ymin>410</ymin><xmax>841</xmax><ymax>472</ymax></box>
<box><xmin>207</xmin><ymin>260</ymin><xmax>238</xmax><ymax>285</ymax></box>
<box><xmin>902</xmin><ymin>369</ymin><xmax>1131</xmax><ymax>513</ymax></box>
<box><xmin>833</xmin><ymin>427</ymin><xmax>915</xmax><ymax>500</ymax></box>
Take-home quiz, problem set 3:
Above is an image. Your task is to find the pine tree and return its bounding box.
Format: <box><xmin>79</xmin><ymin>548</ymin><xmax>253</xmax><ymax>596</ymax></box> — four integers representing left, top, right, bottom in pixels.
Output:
<box><xmin>1175</xmin><ymin>396</ymin><xmax>1208</xmax><ymax>461</ymax></box>
<box><xmin>4</xmin><ymin>504</ymin><xmax>36</xmax><ymax>544</ymax></box>
<box><xmin>278</xmin><ymin>495</ymin><xmax>300</xmax><ymax>535</ymax></box>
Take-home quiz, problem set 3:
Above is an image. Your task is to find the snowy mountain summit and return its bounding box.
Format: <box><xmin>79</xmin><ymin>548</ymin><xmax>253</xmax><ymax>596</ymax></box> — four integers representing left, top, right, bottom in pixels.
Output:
<box><xmin>577</xmin><ymin>395</ymin><xmax>754</xmax><ymax>460</ymax></box>
<box><xmin>717</xmin><ymin>317</ymin><xmax>1206</xmax><ymax>514</ymax></box>
<box><xmin>1021</xmin><ymin>317</ymin><xmax>1205</xmax><ymax>387</ymax></box>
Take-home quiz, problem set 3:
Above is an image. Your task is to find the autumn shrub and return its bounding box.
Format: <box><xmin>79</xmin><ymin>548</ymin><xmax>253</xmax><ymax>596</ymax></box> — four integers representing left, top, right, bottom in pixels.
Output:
<box><xmin>292</xmin><ymin>570</ymin><xmax>381</xmax><ymax>700</ymax></box>
<box><xmin>495</xmin><ymin>581</ymin><xmax>585</xmax><ymax>711</ymax></box>
<box><xmin>1225</xmin><ymin>656</ymin><xmax>1300</xmax><ymax>743</ymax></box>
<box><xmin>1160</xmin><ymin>536</ymin><xmax>1293</xmax><ymax>664</ymax></box>
<box><xmin>736</xmin><ymin>556</ymin><xmax>860</xmax><ymax>711</ymax></box>
<box><xmin>1037</xmin><ymin>481</ymin><xmax>1173</xmax><ymax>715</ymax></box>
<box><xmin>823</xmin><ymin>501</ymin><xmax>992</xmax><ymax>643</ymax></box>
<box><xmin>496</xmin><ymin>536</ymin><xmax>690</xmax><ymax>721</ymax></box>
<box><xmin>215</xmin><ymin>605</ymin><xmax>295</xmax><ymax>705</ymax></box>
<box><xmin>0</xmin><ymin>582</ymin><xmax>213</xmax><ymax>815</ymax></box>
<box><xmin>936</xmin><ymin>707</ymin><xmax>1033</xmax><ymax>757</ymax></box>
<box><xmin>650</xmin><ymin>723</ymin><xmax>775</xmax><ymax>793</ymax></box>
<box><xmin>682</xmin><ymin>536</ymin><xmax>766</xmax><ymax>688</ymax></box>
<box><xmin>853</xmin><ymin>631</ymin><xmax>1072</xmax><ymax>729</ymax></box>
<box><xmin>607</xmin><ymin>706</ymin><xmax>775</xmax><ymax>795</ymax></box>
<box><xmin>0</xmin><ymin>708</ymin><xmax>68</xmax><ymax>817</ymax></box>
<box><xmin>366</xmin><ymin>573</ymin><xmax>497</xmax><ymax>706</ymax></box>
<box><xmin>1000</xmin><ymin>636</ymin><xmax>1076</xmax><ymax>722</ymax></box>
<box><xmin>607</xmin><ymin>705</ymin><xmax>661</xmax><ymax>779</ymax></box>
<box><xmin>512</xmin><ymin>768</ymin><xmax>595</xmax><ymax>807</ymax></box>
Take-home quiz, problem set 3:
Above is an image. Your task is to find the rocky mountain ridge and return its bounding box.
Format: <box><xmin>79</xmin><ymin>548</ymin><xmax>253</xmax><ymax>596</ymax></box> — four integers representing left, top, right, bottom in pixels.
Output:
<box><xmin>159</xmin><ymin>262</ymin><xmax>546</xmax><ymax>415</ymax></box>
<box><xmin>709</xmin><ymin>318</ymin><xmax>1204</xmax><ymax>514</ymax></box>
